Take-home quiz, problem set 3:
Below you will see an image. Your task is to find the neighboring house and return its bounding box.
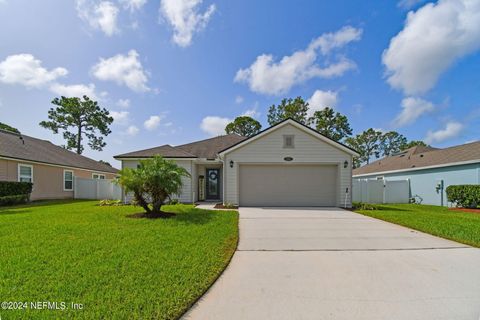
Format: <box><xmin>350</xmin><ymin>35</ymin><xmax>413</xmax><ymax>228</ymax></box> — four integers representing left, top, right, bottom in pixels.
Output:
<box><xmin>114</xmin><ymin>118</ymin><xmax>358</xmax><ymax>207</ymax></box>
<box><xmin>0</xmin><ymin>129</ymin><xmax>118</xmax><ymax>200</ymax></box>
<box><xmin>353</xmin><ymin>142</ymin><xmax>480</xmax><ymax>206</ymax></box>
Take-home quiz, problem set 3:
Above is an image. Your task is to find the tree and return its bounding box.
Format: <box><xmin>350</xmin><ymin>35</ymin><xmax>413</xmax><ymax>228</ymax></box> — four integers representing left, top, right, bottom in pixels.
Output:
<box><xmin>117</xmin><ymin>156</ymin><xmax>191</xmax><ymax>217</ymax></box>
<box><xmin>267</xmin><ymin>97</ymin><xmax>310</xmax><ymax>126</ymax></box>
<box><xmin>309</xmin><ymin>107</ymin><xmax>352</xmax><ymax>142</ymax></box>
<box><xmin>380</xmin><ymin>131</ymin><xmax>408</xmax><ymax>157</ymax></box>
<box><xmin>0</xmin><ymin>122</ymin><xmax>20</xmax><ymax>134</ymax></box>
<box><xmin>225</xmin><ymin>116</ymin><xmax>262</xmax><ymax>137</ymax></box>
<box><xmin>401</xmin><ymin>140</ymin><xmax>427</xmax><ymax>150</ymax></box>
<box><xmin>39</xmin><ymin>95</ymin><xmax>113</xmax><ymax>154</ymax></box>
<box><xmin>98</xmin><ymin>160</ymin><xmax>112</xmax><ymax>167</ymax></box>
<box><xmin>345</xmin><ymin>128</ymin><xmax>383</xmax><ymax>167</ymax></box>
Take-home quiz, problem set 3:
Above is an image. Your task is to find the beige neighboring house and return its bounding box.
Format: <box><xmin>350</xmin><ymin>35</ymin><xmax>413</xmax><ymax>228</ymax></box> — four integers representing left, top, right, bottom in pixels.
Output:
<box><xmin>0</xmin><ymin>129</ymin><xmax>118</xmax><ymax>200</ymax></box>
<box><xmin>115</xmin><ymin>118</ymin><xmax>359</xmax><ymax>207</ymax></box>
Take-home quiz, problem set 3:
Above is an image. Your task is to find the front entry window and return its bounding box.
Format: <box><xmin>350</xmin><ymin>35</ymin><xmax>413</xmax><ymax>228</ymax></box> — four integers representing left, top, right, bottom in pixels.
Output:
<box><xmin>206</xmin><ymin>169</ymin><xmax>220</xmax><ymax>200</ymax></box>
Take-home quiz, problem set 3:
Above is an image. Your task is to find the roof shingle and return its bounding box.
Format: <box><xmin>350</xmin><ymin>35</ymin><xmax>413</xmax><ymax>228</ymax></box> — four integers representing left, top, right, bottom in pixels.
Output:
<box><xmin>0</xmin><ymin>129</ymin><xmax>118</xmax><ymax>173</ymax></box>
<box><xmin>114</xmin><ymin>134</ymin><xmax>247</xmax><ymax>159</ymax></box>
<box><xmin>353</xmin><ymin>141</ymin><xmax>480</xmax><ymax>176</ymax></box>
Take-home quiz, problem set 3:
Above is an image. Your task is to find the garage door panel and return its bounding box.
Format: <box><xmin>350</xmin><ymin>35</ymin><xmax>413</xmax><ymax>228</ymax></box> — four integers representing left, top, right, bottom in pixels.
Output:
<box><xmin>239</xmin><ymin>165</ymin><xmax>337</xmax><ymax>207</ymax></box>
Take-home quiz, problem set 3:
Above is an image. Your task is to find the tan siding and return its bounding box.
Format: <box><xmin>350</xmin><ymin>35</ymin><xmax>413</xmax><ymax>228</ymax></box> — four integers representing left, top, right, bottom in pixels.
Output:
<box><xmin>224</xmin><ymin>123</ymin><xmax>353</xmax><ymax>207</ymax></box>
<box><xmin>121</xmin><ymin>159</ymin><xmax>193</xmax><ymax>203</ymax></box>
<box><xmin>0</xmin><ymin>159</ymin><xmax>117</xmax><ymax>200</ymax></box>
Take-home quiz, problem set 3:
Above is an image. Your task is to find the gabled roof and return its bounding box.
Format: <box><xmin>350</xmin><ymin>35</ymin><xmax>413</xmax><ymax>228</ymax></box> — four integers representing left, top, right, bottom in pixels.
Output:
<box><xmin>353</xmin><ymin>141</ymin><xmax>480</xmax><ymax>176</ymax></box>
<box><xmin>114</xmin><ymin>134</ymin><xmax>246</xmax><ymax>159</ymax></box>
<box><xmin>218</xmin><ymin>118</ymin><xmax>359</xmax><ymax>156</ymax></box>
<box><xmin>114</xmin><ymin>144</ymin><xmax>197</xmax><ymax>159</ymax></box>
<box><xmin>0</xmin><ymin>129</ymin><xmax>118</xmax><ymax>173</ymax></box>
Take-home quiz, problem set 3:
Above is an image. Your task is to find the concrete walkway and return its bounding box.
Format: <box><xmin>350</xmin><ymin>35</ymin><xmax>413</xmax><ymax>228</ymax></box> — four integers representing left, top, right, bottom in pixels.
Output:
<box><xmin>183</xmin><ymin>207</ymin><xmax>480</xmax><ymax>320</ymax></box>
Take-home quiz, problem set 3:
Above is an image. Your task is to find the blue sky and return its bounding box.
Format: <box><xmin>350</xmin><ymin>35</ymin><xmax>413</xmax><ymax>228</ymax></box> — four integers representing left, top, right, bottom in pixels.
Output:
<box><xmin>1</xmin><ymin>0</ymin><xmax>479</xmax><ymax>167</ymax></box>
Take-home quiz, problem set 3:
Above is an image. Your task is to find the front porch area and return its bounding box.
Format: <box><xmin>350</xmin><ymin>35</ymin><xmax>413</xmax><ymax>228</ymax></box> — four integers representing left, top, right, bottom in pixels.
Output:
<box><xmin>192</xmin><ymin>161</ymin><xmax>224</xmax><ymax>203</ymax></box>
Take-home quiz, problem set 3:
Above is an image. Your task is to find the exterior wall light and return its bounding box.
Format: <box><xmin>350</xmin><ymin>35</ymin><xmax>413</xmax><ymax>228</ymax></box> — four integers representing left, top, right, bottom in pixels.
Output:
<box><xmin>229</xmin><ymin>160</ymin><xmax>234</xmax><ymax>168</ymax></box>
<box><xmin>343</xmin><ymin>160</ymin><xmax>348</xmax><ymax>168</ymax></box>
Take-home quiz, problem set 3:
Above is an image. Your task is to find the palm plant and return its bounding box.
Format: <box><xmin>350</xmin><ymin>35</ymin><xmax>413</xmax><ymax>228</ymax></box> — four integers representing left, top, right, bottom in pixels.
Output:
<box><xmin>117</xmin><ymin>156</ymin><xmax>190</xmax><ymax>216</ymax></box>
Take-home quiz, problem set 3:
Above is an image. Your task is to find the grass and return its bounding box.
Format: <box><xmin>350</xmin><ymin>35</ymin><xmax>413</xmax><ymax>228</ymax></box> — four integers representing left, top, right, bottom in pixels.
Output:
<box><xmin>355</xmin><ymin>204</ymin><xmax>480</xmax><ymax>248</ymax></box>
<box><xmin>0</xmin><ymin>201</ymin><xmax>238</xmax><ymax>319</ymax></box>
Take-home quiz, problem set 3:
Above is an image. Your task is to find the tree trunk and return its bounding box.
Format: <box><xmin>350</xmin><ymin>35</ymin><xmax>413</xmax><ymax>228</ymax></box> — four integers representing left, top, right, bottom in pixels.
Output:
<box><xmin>135</xmin><ymin>193</ymin><xmax>151</xmax><ymax>214</ymax></box>
<box><xmin>77</xmin><ymin>124</ymin><xmax>82</xmax><ymax>154</ymax></box>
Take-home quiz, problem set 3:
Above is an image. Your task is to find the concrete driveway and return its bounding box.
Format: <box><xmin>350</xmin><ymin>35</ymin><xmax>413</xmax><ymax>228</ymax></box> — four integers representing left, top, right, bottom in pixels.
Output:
<box><xmin>183</xmin><ymin>207</ymin><xmax>480</xmax><ymax>320</ymax></box>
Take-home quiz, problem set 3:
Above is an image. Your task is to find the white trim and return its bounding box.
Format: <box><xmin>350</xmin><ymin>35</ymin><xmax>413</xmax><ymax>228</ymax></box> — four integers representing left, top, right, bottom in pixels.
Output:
<box><xmin>219</xmin><ymin>119</ymin><xmax>359</xmax><ymax>157</ymax></box>
<box><xmin>63</xmin><ymin>169</ymin><xmax>74</xmax><ymax>191</ymax></box>
<box><xmin>92</xmin><ymin>173</ymin><xmax>106</xmax><ymax>179</ymax></box>
<box><xmin>353</xmin><ymin>159</ymin><xmax>480</xmax><ymax>178</ymax></box>
<box><xmin>1</xmin><ymin>156</ymin><xmax>116</xmax><ymax>175</ymax></box>
<box><xmin>18</xmin><ymin>163</ymin><xmax>33</xmax><ymax>183</ymax></box>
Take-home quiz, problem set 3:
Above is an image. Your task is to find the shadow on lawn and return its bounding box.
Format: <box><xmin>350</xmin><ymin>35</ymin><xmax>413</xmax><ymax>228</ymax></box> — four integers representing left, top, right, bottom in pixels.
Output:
<box><xmin>126</xmin><ymin>206</ymin><xmax>220</xmax><ymax>225</ymax></box>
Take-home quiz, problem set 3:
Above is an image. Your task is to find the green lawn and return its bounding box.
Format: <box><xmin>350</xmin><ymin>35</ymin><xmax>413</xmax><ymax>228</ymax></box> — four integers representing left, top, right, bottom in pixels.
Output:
<box><xmin>0</xmin><ymin>201</ymin><xmax>238</xmax><ymax>319</ymax></box>
<box><xmin>355</xmin><ymin>204</ymin><xmax>480</xmax><ymax>248</ymax></box>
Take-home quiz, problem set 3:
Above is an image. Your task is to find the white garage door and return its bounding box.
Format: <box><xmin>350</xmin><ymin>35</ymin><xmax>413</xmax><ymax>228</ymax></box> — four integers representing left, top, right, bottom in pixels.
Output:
<box><xmin>239</xmin><ymin>164</ymin><xmax>338</xmax><ymax>207</ymax></box>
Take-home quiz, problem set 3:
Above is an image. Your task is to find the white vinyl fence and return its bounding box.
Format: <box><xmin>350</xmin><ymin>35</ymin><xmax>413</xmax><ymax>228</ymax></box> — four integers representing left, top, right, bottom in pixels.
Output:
<box><xmin>74</xmin><ymin>177</ymin><xmax>122</xmax><ymax>200</ymax></box>
<box><xmin>353</xmin><ymin>179</ymin><xmax>410</xmax><ymax>204</ymax></box>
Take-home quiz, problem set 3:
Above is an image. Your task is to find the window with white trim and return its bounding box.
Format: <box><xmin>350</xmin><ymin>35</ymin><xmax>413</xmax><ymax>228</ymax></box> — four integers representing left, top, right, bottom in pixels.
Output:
<box><xmin>92</xmin><ymin>173</ymin><xmax>106</xmax><ymax>180</ymax></box>
<box><xmin>18</xmin><ymin>164</ymin><xmax>33</xmax><ymax>183</ymax></box>
<box><xmin>64</xmin><ymin>170</ymin><xmax>74</xmax><ymax>191</ymax></box>
<box><xmin>283</xmin><ymin>135</ymin><xmax>295</xmax><ymax>148</ymax></box>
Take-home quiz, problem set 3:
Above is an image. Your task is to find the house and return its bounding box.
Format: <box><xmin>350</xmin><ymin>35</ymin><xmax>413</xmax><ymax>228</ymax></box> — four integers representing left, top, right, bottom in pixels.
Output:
<box><xmin>0</xmin><ymin>129</ymin><xmax>118</xmax><ymax>200</ymax></box>
<box><xmin>352</xmin><ymin>142</ymin><xmax>480</xmax><ymax>206</ymax></box>
<box><xmin>114</xmin><ymin>118</ymin><xmax>358</xmax><ymax>207</ymax></box>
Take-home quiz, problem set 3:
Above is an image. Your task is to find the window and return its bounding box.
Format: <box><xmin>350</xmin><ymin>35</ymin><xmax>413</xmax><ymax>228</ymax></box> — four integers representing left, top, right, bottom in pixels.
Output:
<box><xmin>283</xmin><ymin>135</ymin><xmax>295</xmax><ymax>148</ymax></box>
<box><xmin>92</xmin><ymin>173</ymin><xmax>106</xmax><ymax>179</ymax></box>
<box><xmin>18</xmin><ymin>164</ymin><xmax>33</xmax><ymax>183</ymax></box>
<box><xmin>64</xmin><ymin>170</ymin><xmax>74</xmax><ymax>191</ymax></box>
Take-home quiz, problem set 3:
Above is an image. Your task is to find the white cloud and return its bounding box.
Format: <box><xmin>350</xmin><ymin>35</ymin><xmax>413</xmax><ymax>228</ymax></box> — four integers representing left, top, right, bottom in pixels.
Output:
<box><xmin>393</xmin><ymin>97</ymin><xmax>435</xmax><ymax>127</ymax></box>
<box><xmin>398</xmin><ymin>0</ymin><xmax>426</xmax><ymax>9</ymax></box>
<box><xmin>76</xmin><ymin>0</ymin><xmax>120</xmax><ymax>36</ymax></box>
<box><xmin>0</xmin><ymin>54</ymin><xmax>67</xmax><ymax>88</ymax></box>
<box><xmin>49</xmin><ymin>83</ymin><xmax>98</xmax><ymax>99</ymax></box>
<box><xmin>307</xmin><ymin>90</ymin><xmax>338</xmax><ymax>116</ymax></box>
<box><xmin>116</xmin><ymin>98</ymin><xmax>130</xmax><ymax>108</ymax></box>
<box><xmin>126</xmin><ymin>125</ymin><xmax>139</xmax><ymax>136</ymax></box>
<box><xmin>242</xmin><ymin>108</ymin><xmax>260</xmax><ymax>118</ymax></box>
<box><xmin>110</xmin><ymin>110</ymin><xmax>130</xmax><ymax>125</ymax></box>
<box><xmin>160</xmin><ymin>0</ymin><xmax>216</xmax><ymax>47</ymax></box>
<box><xmin>235</xmin><ymin>95</ymin><xmax>244</xmax><ymax>104</ymax></box>
<box><xmin>91</xmin><ymin>50</ymin><xmax>150</xmax><ymax>92</ymax></box>
<box><xmin>383</xmin><ymin>0</ymin><xmax>480</xmax><ymax>95</ymax></box>
<box><xmin>200</xmin><ymin>116</ymin><xmax>230</xmax><ymax>136</ymax></box>
<box><xmin>235</xmin><ymin>26</ymin><xmax>361</xmax><ymax>95</ymax></box>
<box><xmin>425</xmin><ymin>121</ymin><xmax>463</xmax><ymax>144</ymax></box>
<box><xmin>144</xmin><ymin>115</ymin><xmax>164</xmax><ymax>130</ymax></box>
<box><xmin>120</xmin><ymin>0</ymin><xmax>147</xmax><ymax>11</ymax></box>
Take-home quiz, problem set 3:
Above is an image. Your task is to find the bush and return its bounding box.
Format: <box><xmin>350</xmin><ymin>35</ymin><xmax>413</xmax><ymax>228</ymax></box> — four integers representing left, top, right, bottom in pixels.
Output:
<box><xmin>223</xmin><ymin>202</ymin><xmax>237</xmax><ymax>209</ymax></box>
<box><xmin>446</xmin><ymin>185</ymin><xmax>480</xmax><ymax>208</ymax></box>
<box><xmin>0</xmin><ymin>181</ymin><xmax>33</xmax><ymax>197</ymax></box>
<box><xmin>98</xmin><ymin>199</ymin><xmax>123</xmax><ymax>206</ymax></box>
<box><xmin>169</xmin><ymin>199</ymin><xmax>179</xmax><ymax>205</ymax></box>
<box><xmin>352</xmin><ymin>202</ymin><xmax>379</xmax><ymax>210</ymax></box>
<box><xmin>0</xmin><ymin>194</ymin><xmax>29</xmax><ymax>206</ymax></box>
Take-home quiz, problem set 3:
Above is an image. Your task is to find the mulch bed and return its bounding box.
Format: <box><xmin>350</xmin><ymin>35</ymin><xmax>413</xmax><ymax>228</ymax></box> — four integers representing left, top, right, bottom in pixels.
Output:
<box><xmin>214</xmin><ymin>203</ymin><xmax>239</xmax><ymax>210</ymax></box>
<box><xmin>449</xmin><ymin>208</ymin><xmax>480</xmax><ymax>214</ymax></box>
<box><xmin>127</xmin><ymin>211</ymin><xmax>176</xmax><ymax>219</ymax></box>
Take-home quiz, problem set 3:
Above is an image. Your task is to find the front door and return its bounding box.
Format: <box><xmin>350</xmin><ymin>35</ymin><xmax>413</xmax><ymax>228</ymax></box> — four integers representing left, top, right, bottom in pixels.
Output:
<box><xmin>206</xmin><ymin>169</ymin><xmax>220</xmax><ymax>200</ymax></box>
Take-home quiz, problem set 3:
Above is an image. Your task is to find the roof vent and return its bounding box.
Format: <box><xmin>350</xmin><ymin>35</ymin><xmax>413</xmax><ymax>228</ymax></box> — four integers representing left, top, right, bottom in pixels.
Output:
<box><xmin>420</xmin><ymin>154</ymin><xmax>424</xmax><ymax>157</ymax></box>
<box><xmin>19</xmin><ymin>136</ymin><xmax>25</xmax><ymax>145</ymax></box>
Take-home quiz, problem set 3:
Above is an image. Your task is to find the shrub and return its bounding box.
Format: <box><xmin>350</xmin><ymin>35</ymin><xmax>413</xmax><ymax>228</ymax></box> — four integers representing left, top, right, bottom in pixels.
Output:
<box><xmin>223</xmin><ymin>202</ymin><xmax>237</xmax><ymax>209</ymax></box>
<box><xmin>0</xmin><ymin>181</ymin><xmax>33</xmax><ymax>197</ymax></box>
<box><xmin>169</xmin><ymin>199</ymin><xmax>179</xmax><ymax>205</ymax></box>
<box><xmin>0</xmin><ymin>194</ymin><xmax>29</xmax><ymax>206</ymax></box>
<box><xmin>352</xmin><ymin>202</ymin><xmax>379</xmax><ymax>210</ymax></box>
<box><xmin>98</xmin><ymin>199</ymin><xmax>123</xmax><ymax>206</ymax></box>
<box><xmin>446</xmin><ymin>185</ymin><xmax>480</xmax><ymax>208</ymax></box>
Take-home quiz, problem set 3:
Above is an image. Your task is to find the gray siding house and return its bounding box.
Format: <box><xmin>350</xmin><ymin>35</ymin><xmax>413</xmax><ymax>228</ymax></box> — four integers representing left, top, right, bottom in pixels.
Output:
<box><xmin>353</xmin><ymin>142</ymin><xmax>480</xmax><ymax>206</ymax></box>
<box><xmin>115</xmin><ymin>119</ymin><xmax>359</xmax><ymax>207</ymax></box>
